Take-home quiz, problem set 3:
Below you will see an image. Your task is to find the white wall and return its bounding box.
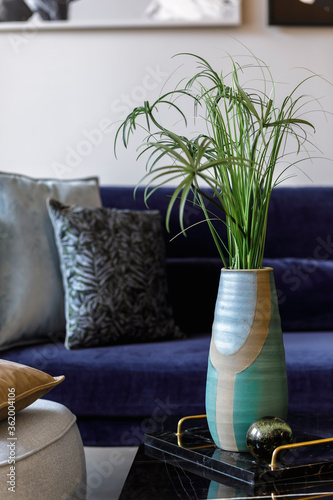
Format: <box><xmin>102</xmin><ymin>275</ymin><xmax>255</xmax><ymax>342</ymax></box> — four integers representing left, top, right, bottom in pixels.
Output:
<box><xmin>0</xmin><ymin>0</ymin><xmax>332</xmax><ymax>186</ymax></box>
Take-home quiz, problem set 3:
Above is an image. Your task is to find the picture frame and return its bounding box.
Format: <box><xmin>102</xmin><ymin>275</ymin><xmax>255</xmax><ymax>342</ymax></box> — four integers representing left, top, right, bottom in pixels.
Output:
<box><xmin>0</xmin><ymin>0</ymin><xmax>242</xmax><ymax>31</ymax></box>
<box><xmin>269</xmin><ymin>0</ymin><xmax>333</xmax><ymax>26</ymax></box>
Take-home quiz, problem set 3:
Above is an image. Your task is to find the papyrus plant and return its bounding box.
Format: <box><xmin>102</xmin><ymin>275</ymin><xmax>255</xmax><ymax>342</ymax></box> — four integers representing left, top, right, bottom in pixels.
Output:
<box><xmin>115</xmin><ymin>53</ymin><xmax>319</xmax><ymax>269</ymax></box>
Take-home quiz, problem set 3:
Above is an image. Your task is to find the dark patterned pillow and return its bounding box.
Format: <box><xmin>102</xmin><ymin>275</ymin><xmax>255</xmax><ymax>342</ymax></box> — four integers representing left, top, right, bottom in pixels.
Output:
<box><xmin>47</xmin><ymin>199</ymin><xmax>183</xmax><ymax>349</ymax></box>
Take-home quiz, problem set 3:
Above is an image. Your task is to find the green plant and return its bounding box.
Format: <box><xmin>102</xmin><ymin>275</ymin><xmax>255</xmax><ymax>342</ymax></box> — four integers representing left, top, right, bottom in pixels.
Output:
<box><xmin>115</xmin><ymin>52</ymin><xmax>318</xmax><ymax>269</ymax></box>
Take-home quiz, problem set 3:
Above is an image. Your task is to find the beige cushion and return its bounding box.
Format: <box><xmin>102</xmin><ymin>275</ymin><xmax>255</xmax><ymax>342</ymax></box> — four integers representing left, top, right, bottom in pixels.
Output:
<box><xmin>0</xmin><ymin>360</ymin><xmax>64</xmax><ymax>421</ymax></box>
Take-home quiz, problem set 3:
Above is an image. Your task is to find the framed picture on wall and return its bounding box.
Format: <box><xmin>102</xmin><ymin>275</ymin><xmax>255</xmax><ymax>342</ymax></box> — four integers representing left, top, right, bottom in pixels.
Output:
<box><xmin>269</xmin><ymin>0</ymin><xmax>333</xmax><ymax>26</ymax></box>
<box><xmin>0</xmin><ymin>0</ymin><xmax>242</xmax><ymax>28</ymax></box>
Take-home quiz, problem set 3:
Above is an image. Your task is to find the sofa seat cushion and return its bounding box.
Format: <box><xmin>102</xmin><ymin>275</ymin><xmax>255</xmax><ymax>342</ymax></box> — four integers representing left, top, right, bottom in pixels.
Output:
<box><xmin>284</xmin><ymin>331</ymin><xmax>333</xmax><ymax>413</ymax></box>
<box><xmin>2</xmin><ymin>332</ymin><xmax>333</xmax><ymax>423</ymax></box>
<box><xmin>0</xmin><ymin>335</ymin><xmax>211</xmax><ymax>418</ymax></box>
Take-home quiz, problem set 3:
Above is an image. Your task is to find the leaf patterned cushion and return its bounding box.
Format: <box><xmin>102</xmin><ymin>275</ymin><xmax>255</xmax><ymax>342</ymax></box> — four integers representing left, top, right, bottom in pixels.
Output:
<box><xmin>47</xmin><ymin>199</ymin><xmax>183</xmax><ymax>349</ymax></box>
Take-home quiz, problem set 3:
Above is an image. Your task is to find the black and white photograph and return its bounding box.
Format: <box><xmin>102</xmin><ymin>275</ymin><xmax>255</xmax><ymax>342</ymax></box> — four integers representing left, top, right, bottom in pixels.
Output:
<box><xmin>0</xmin><ymin>0</ymin><xmax>72</xmax><ymax>21</ymax></box>
<box><xmin>0</xmin><ymin>0</ymin><xmax>242</xmax><ymax>26</ymax></box>
<box><xmin>269</xmin><ymin>0</ymin><xmax>333</xmax><ymax>26</ymax></box>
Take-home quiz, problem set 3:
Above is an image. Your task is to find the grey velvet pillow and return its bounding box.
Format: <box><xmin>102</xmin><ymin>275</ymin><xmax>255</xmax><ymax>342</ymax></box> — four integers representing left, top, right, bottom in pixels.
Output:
<box><xmin>0</xmin><ymin>173</ymin><xmax>102</xmax><ymax>351</ymax></box>
<box><xmin>47</xmin><ymin>199</ymin><xmax>183</xmax><ymax>349</ymax></box>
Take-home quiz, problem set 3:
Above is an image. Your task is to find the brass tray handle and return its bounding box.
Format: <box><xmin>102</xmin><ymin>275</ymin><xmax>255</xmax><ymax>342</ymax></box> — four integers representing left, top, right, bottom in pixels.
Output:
<box><xmin>176</xmin><ymin>415</ymin><xmax>208</xmax><ymax>448</ymax></box>
<box><xmin>176</xmin><ymin>414</ymin><xmax>207</xmax><ymax>437</ymax></box>
<box><xmin>270</xmin><ymin>437</ymin><xmax>333</xmax><ymax>469</ymax></box>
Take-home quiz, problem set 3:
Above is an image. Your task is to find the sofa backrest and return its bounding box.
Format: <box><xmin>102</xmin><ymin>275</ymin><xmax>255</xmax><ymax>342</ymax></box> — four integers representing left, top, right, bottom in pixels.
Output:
<box><xmin>100</xmin><ymin>186</ymin><xmax>220</xmax><ymax>258</ymax></box>
<box><xmin>266</xmin><ymin>187</ymin><xmax>333</xmax><ymax>260</ymax></box>
<box><xmin>100</xmin><ymin>186</ymin><xmax>333</xmax><ymax>334</ymax></box>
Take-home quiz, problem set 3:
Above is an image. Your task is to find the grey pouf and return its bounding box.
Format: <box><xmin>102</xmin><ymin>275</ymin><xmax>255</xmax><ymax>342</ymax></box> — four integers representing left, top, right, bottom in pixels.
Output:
<box><xmin>0</xmin><ymin>399</ymin><xmax>86</xmax><ymax>500</ymax></box>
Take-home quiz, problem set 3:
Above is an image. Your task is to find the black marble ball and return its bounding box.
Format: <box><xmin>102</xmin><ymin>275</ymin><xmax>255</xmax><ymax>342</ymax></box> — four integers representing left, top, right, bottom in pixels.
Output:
<box><xmin>246</xmin><ymin>416</ymin><xmax>293</xmax><ymax>462</ymax></box>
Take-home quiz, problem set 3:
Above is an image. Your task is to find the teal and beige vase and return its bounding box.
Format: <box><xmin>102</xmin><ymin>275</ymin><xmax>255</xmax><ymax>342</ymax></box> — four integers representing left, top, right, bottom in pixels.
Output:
<box><xmin>206</xmin><ymin>267</ymin><xmax>288</xmax><ymax>452</ymax></box>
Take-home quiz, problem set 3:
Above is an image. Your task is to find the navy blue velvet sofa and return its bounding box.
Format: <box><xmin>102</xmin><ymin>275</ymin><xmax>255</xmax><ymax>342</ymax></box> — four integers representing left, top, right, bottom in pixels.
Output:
<box><xmin>2</xmin><ymin>186</ymin><xmax>333</xmax><ymax>446</ymax></box>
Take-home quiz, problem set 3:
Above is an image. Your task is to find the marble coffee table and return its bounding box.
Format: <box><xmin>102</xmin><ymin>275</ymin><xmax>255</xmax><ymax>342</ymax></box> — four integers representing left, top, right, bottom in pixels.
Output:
<box><xmin>119</xmin><ymin>414</ymin><xmax>333</xmax><ymax>499</ymax></box>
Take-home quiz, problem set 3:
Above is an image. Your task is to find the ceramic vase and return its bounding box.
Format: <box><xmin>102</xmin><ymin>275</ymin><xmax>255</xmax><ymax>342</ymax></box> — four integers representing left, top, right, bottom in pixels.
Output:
<box><xmin>206</xmin><ymin>267</ymin><xmax>288</xmax><ymax>452</ymax></box>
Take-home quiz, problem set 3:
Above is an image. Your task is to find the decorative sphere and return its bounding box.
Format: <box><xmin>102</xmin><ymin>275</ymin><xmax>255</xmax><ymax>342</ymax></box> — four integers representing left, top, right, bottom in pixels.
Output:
<box><xmin>246</xmin><ymin>416</ymin><xmax>293</xmax><ymax>462</ymax></box>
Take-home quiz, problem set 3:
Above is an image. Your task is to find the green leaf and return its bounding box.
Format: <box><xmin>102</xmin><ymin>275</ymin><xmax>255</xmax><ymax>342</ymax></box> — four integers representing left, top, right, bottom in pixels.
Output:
<box><xmin>114</xmin><ymin>51</ymin><xmax>324</xmax><ymax>269</ymax></box>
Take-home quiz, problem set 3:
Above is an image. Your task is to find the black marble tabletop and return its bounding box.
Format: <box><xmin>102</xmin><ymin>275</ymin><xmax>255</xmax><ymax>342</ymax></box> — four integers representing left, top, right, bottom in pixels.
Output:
<box><xmin>119</xmin><ymin>414</ymin><xmax>333</xmax><ymax>500</ymax></box>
